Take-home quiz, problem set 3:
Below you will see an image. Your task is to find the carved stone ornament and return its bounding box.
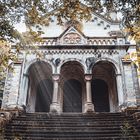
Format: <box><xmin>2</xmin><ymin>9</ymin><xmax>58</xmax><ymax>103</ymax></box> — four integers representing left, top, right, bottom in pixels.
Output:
<box><xmin>51</xmin><ymin>58</ymin><xmax>61</xmax><ymax>67</ymax></box>
<box><xmin>63</xmin><ymin>33</ymin><xmax>82</xmax><ymax>44</ymax></box>
<box><xmin>85</xmin><ymin>57</ymin><xmax>95</xmax><ymax>69</ymax></box>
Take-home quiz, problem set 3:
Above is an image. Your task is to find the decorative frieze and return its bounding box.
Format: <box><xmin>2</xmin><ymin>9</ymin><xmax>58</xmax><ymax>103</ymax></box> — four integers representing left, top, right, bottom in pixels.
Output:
<box><xmin>40</xmin><ymin>37</ymin><xmax>120</xmax><ymax>46</ymax></box>
<box><xmin>87</xmin><ymin>39</ymin><xmax>117</xmax><ymax>45</ymax></box>
<box><xmin>28</xmin><ymin>49</ymin><xmax>119</xmax><ymax>56</ymax></box>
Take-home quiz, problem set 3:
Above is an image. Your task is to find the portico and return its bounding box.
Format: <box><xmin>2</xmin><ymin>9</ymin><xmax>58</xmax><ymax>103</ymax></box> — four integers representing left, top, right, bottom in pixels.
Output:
<box><xmin>23</xmin><ymin>58</ymin><xmax>121</xmax><ymax>113</ymax></box>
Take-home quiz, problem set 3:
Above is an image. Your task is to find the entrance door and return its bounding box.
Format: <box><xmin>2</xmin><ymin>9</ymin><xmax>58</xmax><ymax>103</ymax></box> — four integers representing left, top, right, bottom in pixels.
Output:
<box><xmin>35</xmin><ymin>79</ymin><xmax>53</xmax><ymax>112</ymax></box>
<box><xmin>63</xmin><ymin>79</ymin><xmax>82</xmax><ymax>112</ymax></box>
<box><xmin>92</xmin><ymin>79</ymin><xmax>110</xmax><ymax>112</ymax></box>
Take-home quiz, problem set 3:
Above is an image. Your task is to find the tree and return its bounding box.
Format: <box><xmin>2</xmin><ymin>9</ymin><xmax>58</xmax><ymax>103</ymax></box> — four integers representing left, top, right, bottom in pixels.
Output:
<box><xmin>0</xmin><ymin>0</ymin><xmax>140</xmax><ymax>78</ymax></box>
<box><xmin>1</xmin><ymin>0</ymin><xmax>140</xmax><ymax>41</ymax></box>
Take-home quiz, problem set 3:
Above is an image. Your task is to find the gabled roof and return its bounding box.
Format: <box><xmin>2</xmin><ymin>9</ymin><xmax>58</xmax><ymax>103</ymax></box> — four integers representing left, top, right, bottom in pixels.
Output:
<box><xmin>59</xmin><ymin>26</ymin><xmax>86</xmax><ymax>38</ymax></box>
<box><xmin>93</xmin><ymin>12</ymin><xmax>120</xmax><ymax>25</ymax></box>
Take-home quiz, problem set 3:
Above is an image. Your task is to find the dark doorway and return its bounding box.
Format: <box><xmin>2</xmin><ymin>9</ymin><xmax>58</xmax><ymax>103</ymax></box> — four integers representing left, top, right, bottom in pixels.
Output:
<box><xmin>92</xmin><ymin>79</ymin><xmax>110</xmax><ymax>112</ymax></box>
<box><xmin>63</xmin><ymin>79</ymin><xmax>82</xmax><ymax>112</ymax></box>
<box><xmin>35</xmin><ymin>79</ymin><xmax>53</xmax><ymax>112</ymax></box>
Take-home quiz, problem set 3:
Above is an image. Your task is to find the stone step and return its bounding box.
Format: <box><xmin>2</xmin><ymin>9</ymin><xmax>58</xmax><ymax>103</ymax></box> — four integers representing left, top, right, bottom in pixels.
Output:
<box><xmin>20</xmin><ymin>113</ymin><xmax>125</xmax><ymax>118</ymax></box>
<box><xmin>25</xmin><ymin>112</ymin><xmax>123</xmax><ymax>116</ymax></box>
<box><xmin>4</xmin><ymin>113</ymin><xmax>140</xmax><ymax>140</ymax></box>
<box><xmin>8</xmin><ymin>119</ymin><xmax>128</xmax><ymax>123</ymax></box>
<box><xmin>5</xmin><ymin>126</ymin><xmax>124</xmax><ymax>131</ymax></box>
<box><xmin>4</xmin><ymin>132</ymin><xmax>137</xmax><ymax>137</ymax></box>
<box><xmin>21</xmin><ymin>114</ymin><xmax>124</xmax><ymax>119</ymax></box>
<box><xmin>4</xmin><ymin>136</ymin><xmax>140</xmax><ymax>140</ymax></box>
<box><xmin>15</xmin><ymin>116</ymin><xmax>132</xmax><ymax>120</ymax></box>
<box><xmin>8</xmin><ymin>122</ymin><xmax>135</xmax><ymax>127</ymax></box>
<box><xmin>4</xmin><ymin>125</ymin><xmax>129</xmax><ymax>130</ymax></box>
<box><xmin>5</xmin><ymin>127</ymin><xmax>133</xmax><ymax>134</ymax></box>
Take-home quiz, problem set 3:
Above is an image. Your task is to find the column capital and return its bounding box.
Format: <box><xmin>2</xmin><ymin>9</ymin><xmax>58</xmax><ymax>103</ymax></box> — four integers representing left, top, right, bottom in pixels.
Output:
<box><xmin>85</xmin><ymin>74</ymin><xmax>92</xmax><ymax>81</ymax></box>
<box><xmin>52</xmin><ymin>74</ymin><xmax>60</xmax><ymax>81</ymax></box>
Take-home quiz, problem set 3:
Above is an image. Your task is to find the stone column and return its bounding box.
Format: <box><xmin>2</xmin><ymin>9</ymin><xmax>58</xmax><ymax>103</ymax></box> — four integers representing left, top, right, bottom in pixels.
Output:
<box><xmin>50</xmin><ymin>74</ymin><xmax>61</xmax><ymax>114</ymax></box>
<box><xmin>84</xmin><ymin>74</ymin><xmax>94</xmax><ymax>113</ymax></box>
<box><xmin>131</xmin><ymin>63</ymin><xmax>140</xmax><ymax>106</ymax></box>
<box><xmin>18</xmin><ymin>74</ymin><xmax>29</xmax><ymax>110</ymax></box>
<box><xmin>116</xmin><ymin>74</ymin><xmax>124</xmax><ymax>110</ymax></box>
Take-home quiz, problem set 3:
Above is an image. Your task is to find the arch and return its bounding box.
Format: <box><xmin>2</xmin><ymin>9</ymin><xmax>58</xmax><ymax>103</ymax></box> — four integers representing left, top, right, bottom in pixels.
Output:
<box><xmin>24</xmin><ymin>58</ymin><xmax>54</xmax><ymax>75</ymax></box>
<box><xmin>18</xmin><ymin>59</ymin><xmax>53</xmax><ymax>108</ymax></box>
<box><xmin>103</xmin><ymin>40</ymin><xmax>107</xmax><ymax>45</ymax></box>
<box><xmin>94</xmin><ymin>40</ymin><xmax>98</xmax><ymax>45</ymax></box>
<box><xmin>90</xmin><ymin>57</ymin><xmax>121</xmax><ymax>75</ymax></box>
<box><xmin>58</xmin><ymin>59</ymin><xmax>86</xmax><ymax>74</ymax></box>
<box><xmin>28</xmin><ymin>61</ymin><xmax>53</xmax><ymax>112</ymax></box>
<box><xmin>92</xmin><ymin>61</ymin><xmax>118</xmax><ymax>112</ymax></box>
<box><xmin>60</xmin><ymin>60</ymin><xmax>85</xmax><ymax>83</ymax></box>
<box><xmin>60</xmin><ymin>60</ymin><xmax>85</xmax><ymax>112</ymax></box>
<box><xmin>18</xmin><ymin>59</ymin><xmax>52</xmax><ymax>112</ymax></box>
<box><xmin>107</xmin><ymin>40</ymin><xmax>112</xmax><ymax>45</ymax></box>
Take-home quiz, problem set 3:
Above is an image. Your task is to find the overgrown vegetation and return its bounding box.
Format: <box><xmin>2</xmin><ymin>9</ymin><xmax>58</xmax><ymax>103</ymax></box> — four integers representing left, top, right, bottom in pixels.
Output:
<box><xmin>121</xmin><ymin>120</ymin><xmax>139</xmax><ymax>140</ymax></box>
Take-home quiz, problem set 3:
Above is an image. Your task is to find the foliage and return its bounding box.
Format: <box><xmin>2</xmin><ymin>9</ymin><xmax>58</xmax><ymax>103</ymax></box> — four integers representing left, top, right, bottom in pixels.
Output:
<box><xmin>121</xmin><ymin>120</ymin><xmax>139</xmax><ymax>139</ymax></box>
<box><xmin>0</xmin><ymin>0</ymin><xmax>140</xmax><ymax>41</ymax></box>
<box><xmin>0</xmin><ymin>40</ymin><xmax>17</xmax><ymax>79</ymax></box>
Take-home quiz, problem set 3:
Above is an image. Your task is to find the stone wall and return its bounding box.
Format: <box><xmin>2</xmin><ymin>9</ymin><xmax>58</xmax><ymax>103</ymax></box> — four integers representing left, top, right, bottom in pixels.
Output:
<box><xmin>123</xmin><ymin>61</ymin><xmax>137</xmax><ymax>107</ymax></box>
<box><xmin>0</xmin><ymin>77</ymin><xmax>5</xmax><ymax>107</ymax></box>
<box><xmin>2</xmin><ymin>64</ymin><xmax>22</xmax><ymax>109</ymax></box>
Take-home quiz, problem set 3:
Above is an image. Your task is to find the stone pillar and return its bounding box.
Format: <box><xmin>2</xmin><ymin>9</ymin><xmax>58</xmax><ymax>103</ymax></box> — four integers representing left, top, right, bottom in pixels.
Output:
<box><xmin>131</xmin><ymin>63</ymin><xmax>140</xmax><ymax>106</ymax></box>
<box><xmin>123</xmin><ymin>62</ymin><xmax>137</xmax><ymax>109</ymax></box>
<box><xmin>18</xmin><ymin>74</ymin><xmax>29</xmax><ymax>110</ymax></box>
<box><xmin>116</xmin><ymin>74</ymin><xmax>124</xmax><ymax>110</ymax></box>
<box><xmin>50</xmin><ymin>74</ymin><xmax>61</xmax><ymax>114</ymax></box>
<box><xmin>84</xmin><ymin>75</ymin><xmax>94</xmax><ymax>113</ymax></box>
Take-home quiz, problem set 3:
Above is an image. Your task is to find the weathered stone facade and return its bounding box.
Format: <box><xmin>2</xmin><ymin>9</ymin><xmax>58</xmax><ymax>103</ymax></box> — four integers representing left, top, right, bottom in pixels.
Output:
<box><xmin>1</xmin><ymin>13</ymin><xmax>140</xmax><ymax>113</ymax></box>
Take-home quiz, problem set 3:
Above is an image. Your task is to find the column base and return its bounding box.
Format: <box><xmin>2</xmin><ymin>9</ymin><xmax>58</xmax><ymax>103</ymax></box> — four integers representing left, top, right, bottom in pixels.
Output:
<box><xmin>3</xmin><ymin>105</ymin><xmax>26</xmax><ymax>115</ymax></box>
<box><xmin>121</xmin><ymin>106</ymin><xmax>140</xmax><ymax>115</ymax></box>
<box><xmin>50</xmin><ymin>103</ymin><xmax>61</xmax><ymax>114</ymax></box>
<box><xmin>84</xmin><ymin>102</ymin><xmax>94</xmax><ymax>113</ymax></box>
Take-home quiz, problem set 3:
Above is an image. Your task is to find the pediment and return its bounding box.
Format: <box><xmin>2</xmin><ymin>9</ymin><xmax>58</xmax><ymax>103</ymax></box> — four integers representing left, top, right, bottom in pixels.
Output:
<box><xmin>59</xmin><ymin>26</ymin><xmax>87</xmax><ymax>45</ymax></box>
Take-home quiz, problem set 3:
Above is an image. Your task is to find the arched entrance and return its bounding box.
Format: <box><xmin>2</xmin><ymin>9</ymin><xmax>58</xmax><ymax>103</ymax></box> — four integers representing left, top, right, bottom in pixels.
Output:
<box><xmin>27</xmin><ymin>61</ymin><xmax>53</xmax><ymax>112</ymax></box>
<box><xmin>92</xmin><ymin>79</ymin><xmax>110</xmax><ymax>112</ymax></box>
<box><xmin>92</xmin><ymin>61</ymin><xmax>118</xmax><ymax>112</ymax></box>
<box><xmin>63</xmin><ymin>79</ymin><xmax>82</xmax><ymax>112</ymax></box>
<box><xmin>60</xmin><ymin>61</ymin><xmax>84</xmax><ymax>113</ymax></box>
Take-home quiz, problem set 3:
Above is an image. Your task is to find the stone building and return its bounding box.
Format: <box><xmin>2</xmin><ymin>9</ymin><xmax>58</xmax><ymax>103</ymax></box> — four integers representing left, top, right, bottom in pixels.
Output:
<box><xmin>1</xmin><ymin>12</ymin><xmax>140</xmax><ymax>114</ymax></box>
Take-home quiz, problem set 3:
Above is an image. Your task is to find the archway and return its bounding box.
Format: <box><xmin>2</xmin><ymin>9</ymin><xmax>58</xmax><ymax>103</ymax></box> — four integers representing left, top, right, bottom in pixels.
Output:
<box><xmin>92</xmin><ymin>79</ymin><xmax>110</xmax><ymax>112</ymax></box>
<box><xmin>92</xmin><ymin>61</ymin><xmax>118</xmax><ymax>112</ymax></box>
<box><xmin>63</xmin><ymin>79</ymin><xmax>82</xmax><ymax>112</ymax></box>
<box><xmin>60</xmin><ymin>61</ymin><xmax>84</xmax><ymax>113</ymax></box>
<box><xmin>27</xmin><ymin>61</ymin><xmax>53</xmax><ymax>112</ymax></box>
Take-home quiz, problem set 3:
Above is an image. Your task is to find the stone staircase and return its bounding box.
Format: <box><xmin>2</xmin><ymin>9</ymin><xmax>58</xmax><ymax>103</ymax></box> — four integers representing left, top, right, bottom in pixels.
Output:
<box><xmin>4</xmin><ymin>112</ymin><xmax>140</xmax><ymax>140</ymax></box>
